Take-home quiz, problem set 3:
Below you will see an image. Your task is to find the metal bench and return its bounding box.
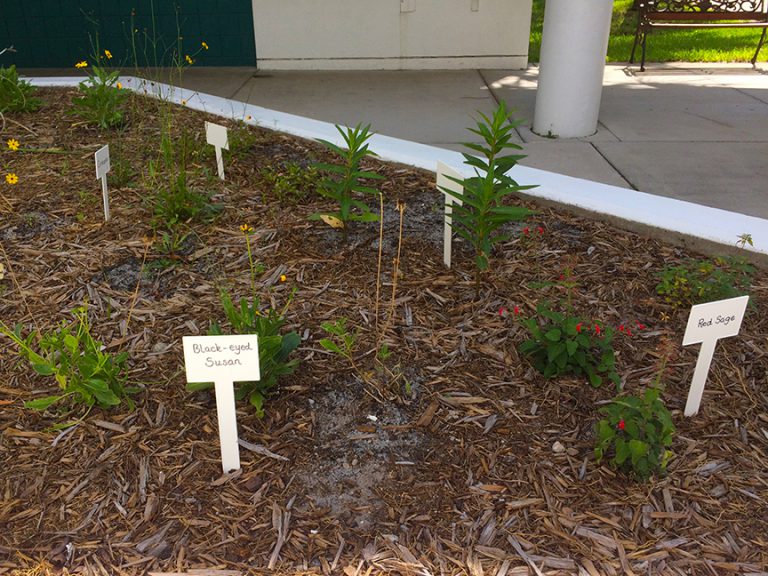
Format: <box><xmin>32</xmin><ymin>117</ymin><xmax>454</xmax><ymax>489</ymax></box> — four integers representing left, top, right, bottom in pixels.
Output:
<box><xmin>630</xmin><ymin>0</ymin><xmax>768</xmax><ymax>71</ymax></box>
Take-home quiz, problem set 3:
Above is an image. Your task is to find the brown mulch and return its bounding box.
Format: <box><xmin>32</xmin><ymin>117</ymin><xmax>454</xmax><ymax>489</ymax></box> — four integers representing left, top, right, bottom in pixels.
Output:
<box><xmin>1</xmin><ymin>88</ymin><xmax>767</xmax><ymax>576</ymax></box>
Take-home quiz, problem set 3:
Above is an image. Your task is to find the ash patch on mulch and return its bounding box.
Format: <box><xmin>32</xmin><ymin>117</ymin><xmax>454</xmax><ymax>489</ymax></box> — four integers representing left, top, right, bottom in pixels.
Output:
<box><xmin>0</xmin><ymin>211</ymin><xmax>61</xmax><ymax>241</ymax></box>
<box><xmin>98</xmin><ymin>258</ymin><xmax>145</xmax><ymax>291</ymax></box>
<box><xmin>295</xmin><ymin>380</ymin><xmax>431</xmax><ymax>529</ymax></box>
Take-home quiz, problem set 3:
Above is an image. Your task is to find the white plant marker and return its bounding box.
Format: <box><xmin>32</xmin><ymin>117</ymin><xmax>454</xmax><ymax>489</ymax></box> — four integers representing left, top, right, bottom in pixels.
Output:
<box><xmin>94</xmin><ymin>145</ymin><xmax>111</xmax><ymax>221</ymax></box>
<box><xmin>182</xmin><ymin>334</ymin><xmax>260</xmax><ymax>473</ymax></box>
<box><xmin>682</xmin><ymin>295</ymin><xmax>749</xmax><ymax>417</ymax></box>
<box><xmin>436</xmin><ymin>161</ymin><xmax>464</xmax><ymax>268</ymax></box>
<box><xmin>205</xmin><ymin>121</ymin><xmax>229</xmax><ymax>180</ymax></box>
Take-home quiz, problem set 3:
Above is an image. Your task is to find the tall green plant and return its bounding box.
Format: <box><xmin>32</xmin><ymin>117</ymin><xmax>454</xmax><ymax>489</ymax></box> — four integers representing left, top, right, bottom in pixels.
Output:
<box><xmin>310</xmin><ymin>124</ymin><xmax>384</xmax><ymax>241</ymax></box>
<box><xmin>441</xmin><ymin>101</ymin><xmax>535</xmax><ymax>291</ymax></box>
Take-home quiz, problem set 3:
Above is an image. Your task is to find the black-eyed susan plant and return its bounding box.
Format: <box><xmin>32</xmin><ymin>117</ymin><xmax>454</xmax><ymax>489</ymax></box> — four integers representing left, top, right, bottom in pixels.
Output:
<box><xmin>188</xmin><ymin>224</ymin><xmax>300</xmax><ymax>417</ymax></box>
<box><xmin>69</xmin><ymin>50</ymin><xmax>129</xmax><ymax>129</ymax></box>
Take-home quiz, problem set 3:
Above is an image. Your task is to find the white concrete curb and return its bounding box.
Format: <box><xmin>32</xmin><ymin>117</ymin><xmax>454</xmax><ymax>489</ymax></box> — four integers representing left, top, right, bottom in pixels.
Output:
<box><xmin>30</xmin><ymin>75</ymin><xmax>768</xmax><ymax>255</ymax></box>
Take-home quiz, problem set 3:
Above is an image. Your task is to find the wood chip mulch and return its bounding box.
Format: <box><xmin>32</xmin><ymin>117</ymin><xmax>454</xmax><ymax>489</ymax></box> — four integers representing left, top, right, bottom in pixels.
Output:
<box><xmin>1</xmin><ymin>88</ymin><xmax>767</xmax><ymax>576</ymax></box>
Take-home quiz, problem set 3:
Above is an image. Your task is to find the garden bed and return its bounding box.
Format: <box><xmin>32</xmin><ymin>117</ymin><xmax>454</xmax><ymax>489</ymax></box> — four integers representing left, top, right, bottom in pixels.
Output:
<box><xmin>1</xmin><ymin>87</ymin><xmax>767</xmax><ymax>576</ymax></box>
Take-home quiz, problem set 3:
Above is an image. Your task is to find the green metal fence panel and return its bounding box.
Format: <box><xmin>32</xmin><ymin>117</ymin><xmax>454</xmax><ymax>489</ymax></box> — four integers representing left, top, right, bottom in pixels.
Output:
<box><xmin>0</xmin><ymin>0</ymin><xmax>256</xmax><ymax>68</ymax></box>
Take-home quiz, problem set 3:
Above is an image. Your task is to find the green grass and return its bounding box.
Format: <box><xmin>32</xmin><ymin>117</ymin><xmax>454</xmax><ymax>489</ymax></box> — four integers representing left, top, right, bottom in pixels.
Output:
<box><xmin>528</xmin><ymin>0</ymin><xmax>768</xmax><ymax>64</ymax></box>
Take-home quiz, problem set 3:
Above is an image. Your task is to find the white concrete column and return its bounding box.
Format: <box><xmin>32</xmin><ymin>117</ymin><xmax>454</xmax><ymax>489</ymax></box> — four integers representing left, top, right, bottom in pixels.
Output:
<box><xmin>532</xmin><ymin>0</ymin><xmax>613</xmax><ymax>138</ymax></box>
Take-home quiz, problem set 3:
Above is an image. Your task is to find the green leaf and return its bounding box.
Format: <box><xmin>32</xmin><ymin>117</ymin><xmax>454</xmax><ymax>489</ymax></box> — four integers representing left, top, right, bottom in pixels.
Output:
<box><xmin>186</xmin><ymin>380</ymin><xmax>214</xmax><ymax>392</ymax></box>
<box><xmin>81</xmin><ymin>378</ymin><xmax>121</xmax><ymax>406</ymax></box>
<box><xmin>24</xmin><ymin>395</ymin><xmax>63</xmax><ymax>411</ymax></box>
<box><xmin>319</xmin><ymin>338</ymin><xmax>342</xmax><ymax>354</ymax></box>
<box><xmin>629</xmin><ymin>439</ymin><xmax>649</xmax><ymax>465</ymax></box>
<box><xmin>544</xmin><ymin>328</ymin><xmax>562</xmax><ymax>342</ymax></box>
<box><xmin>32</xmin><ymin>363</ymin><xmax>55</xmax><ymax>376</ymax></box>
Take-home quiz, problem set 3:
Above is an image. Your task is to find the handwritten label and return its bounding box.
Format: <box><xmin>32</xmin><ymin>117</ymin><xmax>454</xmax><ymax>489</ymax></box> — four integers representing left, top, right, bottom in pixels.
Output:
<box><xmin>182</xmin><ymin>334</ymin><xmax>260</xmax><ymax>472</ymax></box>
<box><xmin>436</xmin><ymin>161</ymin><xmax>464</xmax><ymax>268</ymax></box>
<box><xmin>94</xmin><ymin>145</ymin><xmax>111</xmax><ymax>221</ymax></box>
<box><xmin>205</xmin><ymin>121</ymin><xmax>229</xmax><ymax>181</ymax></box>
<box><xmin>682</xmin><ymin>295</ymin><xmax>749</xmax><ymax>416</ymax></box>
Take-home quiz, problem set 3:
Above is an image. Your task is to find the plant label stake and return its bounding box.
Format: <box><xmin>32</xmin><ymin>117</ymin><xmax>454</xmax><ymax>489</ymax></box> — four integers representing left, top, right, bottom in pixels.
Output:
<box><xmin>682</xmin><ymin>295</ymin><xmax>749</xmax><ymax>417</ymax></box>
<box><xmin>182</xmin><ymin>334</ymin><xmax>260</xmax><ymax>473</ymax></box>
<box><xmin>94</xmin><ymin>145</ymin><xmax>111</xmax><ymax>221</ymax></box>
<box><xmin>436</xmin><ymin>161</ymin><xmax>464</xmax><ymax>268</ymax></box>
<box><xmin>205</xmin><ymin>121</ymin><xmax>229</xmax><ymax>180</ymax></box>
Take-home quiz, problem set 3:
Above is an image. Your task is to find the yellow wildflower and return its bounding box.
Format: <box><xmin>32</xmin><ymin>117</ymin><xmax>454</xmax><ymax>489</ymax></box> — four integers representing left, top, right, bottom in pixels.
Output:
<box><xmin>104</xmin><ymin>49</ymin><xmax>112</xmax><ymax>59</ymax></box>
<box><xmin>279</xmin><ymin>274</ymin><xmax>287</xmax><ymax>283</ymax></box>
<box><xmin>116</xmin><ymin>82</ymin><xmax>123</xmax><ymax>90</ymax></box>
<box><xmin>5</xmin><ymin>173</ymin><xmax>19</xmax><ymax>185</ymax></box>
<box><xmin>240</xmin><ymin>223</ymin><xmax>253</xmax><ymax>234</ymax></box>
<box><xmin>7</xmin><ymin>139</ymin><xmax>20</xmax><ymax>151</ymax></box>
<box><xmin>75</xmin><ymin>60</ymin><xmax>88</xmax><ymax>69</ymax></box>
<box><xmin>246</xmin><ymin>115</ymin><xmax>252</xmax><ymax>121</ymax></box>
<box><xmin>201</xmin><ymin>41</ymin><xmax>209</xmax><ymax>50</ymax></box>
<box><xmin>185</xmin><ymin>54</ymin><xmax>194</xmax><ymax>65</ymax></box>
<box><xmin>181</xmin><ymin>99</ymin><xmax>187</xmax><ymax>106</ymax></box>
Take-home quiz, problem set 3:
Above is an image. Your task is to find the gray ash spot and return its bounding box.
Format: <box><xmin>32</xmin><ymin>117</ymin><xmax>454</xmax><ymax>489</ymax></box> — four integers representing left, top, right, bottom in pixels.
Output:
<box><xmin>295</xmin><ymin>380</ymin><xmax>431</xmax><ymax>530</ymax></box>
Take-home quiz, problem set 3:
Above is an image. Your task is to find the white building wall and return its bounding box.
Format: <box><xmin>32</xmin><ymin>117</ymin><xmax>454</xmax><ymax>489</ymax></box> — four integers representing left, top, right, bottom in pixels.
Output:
<box><xmin>252</xmin><ymin>0</ymin><xmax>532</xmax><ymax>70</ymax></box>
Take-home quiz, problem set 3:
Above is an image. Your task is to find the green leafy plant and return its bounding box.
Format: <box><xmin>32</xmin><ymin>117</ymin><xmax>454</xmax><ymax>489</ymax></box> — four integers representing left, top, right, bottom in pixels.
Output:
<box><xmin>518</xmin><ymin>302</ymin><xmax>620</xmax><ymax>388</ymax></box>
<box><xmin>0</xmin><ymin>307</ymin><xmax>133</xmax><ymax>413</ymax></box>
<box><xmin>69</xmin><ymin>65</ymin><xmax>129</xmax><ymax>129</ymax></box>
<box><xmin>0</xmin><ymin>65</ymin><xmax>41</xmax><ymax>114</ymax></box>
<box><xmin>656</xmin><ymin>256</ymin><xmax>754</xmax><ymax>308</ymax></box>
<box><xmin>319</xmin><ymin>317</ymin><xmax>358</xmax><ymax>365</ymax></box>
<box><xmin>440</xmin><ymin>101</ymin><xmax>535</xmax><ymax>291</ymax></box>
<box><xmin>261</xmin><ymin>162</ymin><xmax>319</xmax><ymax>204</ymax></box>
<box><xmin>310</xmin><ymin>124</ymin><xmax>384</xmax><ymax>240</ymax></box>
<box><xmin>595</xmin><ymin>386</ymin><xmax>675</xmax><ymax>481</ymax></box>
<box><xmin>188</xmin><ymin>226</ymin><xmax>300</xmax><ymax>416</ymax></box>
<box><xmin>202</xmin><ymin>292</ymin><xmax>301</xmax><ymax>417</ymax></box>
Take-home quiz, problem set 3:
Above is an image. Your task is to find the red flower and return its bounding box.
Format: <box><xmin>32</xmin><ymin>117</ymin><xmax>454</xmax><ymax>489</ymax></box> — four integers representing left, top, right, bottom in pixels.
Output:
<box><xmin>523</xmin><ymin>227</ymin><xmax>530</xmax><ymax>235</ymax></box>
<box><xmin>619</xmin><ymin>324</ymin><xmax>625</xmax><ymax>332</ymax></box>
<box><xmin>636</xmin><ymin>321</ymin><xmax>646</xmax><ymax>330</ymax></box>
<box><xmin>499</xmin><ymin>307</ymin><xmax>507</xmax><ymax>317</ymax></box>
<box><xmin>626</xmin><ymin>328</ymin><xmax>633</xmax><ymax>336</ymax></box>
<box><xmin>594</xmin><ymin>324</ymin><xmax>601</xmax><ymax>335</ymax></box>
<box><xmin>618</xmin><ymin>420</ymin><xmax>625</xmax><ymax>431</ymax></box>
<box><xmin>513</xmin><ymin>305</ymin><xmax>520</xmax><ymax>316</ymax></box>
<box><xmin>537</xmin><ymin>226</ymin><xmax>544</xmax><ymax>235</ymax></box>
<box><xmin>576</xmin><ymin>323</ymin><xmax>582</xmax><ymax>333</ymax></box>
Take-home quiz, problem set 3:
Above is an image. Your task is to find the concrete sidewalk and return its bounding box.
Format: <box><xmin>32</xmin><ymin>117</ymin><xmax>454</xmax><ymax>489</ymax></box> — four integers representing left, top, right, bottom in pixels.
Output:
<box><xmin>171</xmin><ymin>63</ymin><xmax>768</xmax><ymax>220</ymax></box>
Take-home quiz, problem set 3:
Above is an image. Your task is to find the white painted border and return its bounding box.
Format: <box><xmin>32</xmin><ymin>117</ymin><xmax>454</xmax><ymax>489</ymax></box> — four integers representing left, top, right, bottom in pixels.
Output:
<box><xmin>30</xmin><ymin>75</ymin><xmax>768</xmax><ymax>255</ymax></box>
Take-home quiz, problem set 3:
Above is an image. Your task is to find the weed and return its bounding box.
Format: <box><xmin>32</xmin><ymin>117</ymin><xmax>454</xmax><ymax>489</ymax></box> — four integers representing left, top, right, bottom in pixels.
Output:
<box><xmin>0</xmin><ymin>306</ymin><xmax>135</xmax><ymax>413</ymax></box>
<box><xmin>656</xmin><ymin>256</ymin><xmax>754</xmax><ymax>308</ymax></box>
<box><xmin>261</xmin><ymin>162</ymin><xmax>319</xmax><ymax>204</ymax></box>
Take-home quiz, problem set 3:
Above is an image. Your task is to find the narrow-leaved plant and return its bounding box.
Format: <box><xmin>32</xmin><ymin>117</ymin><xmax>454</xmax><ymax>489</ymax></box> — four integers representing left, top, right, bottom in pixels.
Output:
<box><xmin>441</xmin><ymin>101</ymin><xmax>535</xmax><ymax>292</ymax></box>
<box><xmin>310</xmin><ymin>123</ymin><xmax>384</xmax><ymax>241</ymax></box>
